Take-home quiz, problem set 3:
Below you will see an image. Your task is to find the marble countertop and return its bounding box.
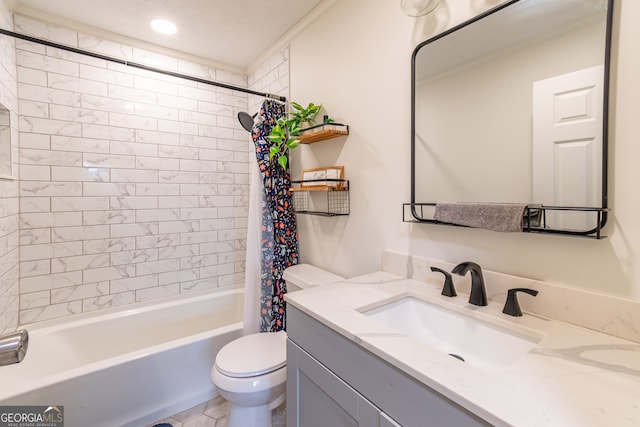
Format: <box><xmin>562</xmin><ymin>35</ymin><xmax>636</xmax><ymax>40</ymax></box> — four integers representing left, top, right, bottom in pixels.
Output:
<box><xmin>286</xmin><ymin>272</ymin><xmax>640</xmax><ymax>427</ymax></box>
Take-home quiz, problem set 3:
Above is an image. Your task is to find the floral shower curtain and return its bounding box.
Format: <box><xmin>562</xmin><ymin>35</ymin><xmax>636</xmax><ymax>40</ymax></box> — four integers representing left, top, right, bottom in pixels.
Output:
<box><xmin>251</xmin><ymin>99</ymin><xmax>299</xmax><ymax>332</ymax></box>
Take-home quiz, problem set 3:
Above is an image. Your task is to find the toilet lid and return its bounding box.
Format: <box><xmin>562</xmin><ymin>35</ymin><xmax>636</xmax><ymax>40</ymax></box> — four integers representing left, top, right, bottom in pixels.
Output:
<box><xmin>215</xmin><ymin>331</ymin><xmax>287</xmax><ymax>378</ymax></box>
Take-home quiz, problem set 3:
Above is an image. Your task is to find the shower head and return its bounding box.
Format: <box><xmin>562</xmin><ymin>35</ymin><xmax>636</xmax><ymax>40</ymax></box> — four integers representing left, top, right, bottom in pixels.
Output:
<box><xmin>238</xmin><ymin>111</ymin><xmax>256</xmax><ymax>132</ymax></box>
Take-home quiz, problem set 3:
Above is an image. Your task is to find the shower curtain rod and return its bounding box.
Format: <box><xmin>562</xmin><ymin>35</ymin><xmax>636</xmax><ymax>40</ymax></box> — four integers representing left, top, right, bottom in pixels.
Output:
<box><xmin>0</xmin><ymin>28</ymin><xmax>287</xmax><ymax>102</ymax></box>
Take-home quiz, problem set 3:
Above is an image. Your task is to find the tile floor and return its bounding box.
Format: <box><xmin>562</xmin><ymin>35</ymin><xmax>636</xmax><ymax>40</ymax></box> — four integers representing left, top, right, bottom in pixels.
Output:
<box><xmin>147</xmin><ymin>396</ymin><xmax>286</xmax><ymax>427</ymax></box>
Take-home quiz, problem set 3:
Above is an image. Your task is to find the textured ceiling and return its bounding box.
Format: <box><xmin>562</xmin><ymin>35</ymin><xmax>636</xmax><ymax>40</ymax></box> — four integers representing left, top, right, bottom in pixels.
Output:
<box><xmin>13</xmin><ymin>0</ymin><xmax>324</xmax><ymax>70</ymax></box>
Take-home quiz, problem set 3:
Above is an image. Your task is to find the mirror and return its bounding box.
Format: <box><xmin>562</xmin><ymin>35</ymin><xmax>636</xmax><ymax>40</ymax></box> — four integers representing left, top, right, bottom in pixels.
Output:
<box><xmin>411</xmin><ymin>0</ymin><xmax>612</xmax><ymax>236</ymax></box>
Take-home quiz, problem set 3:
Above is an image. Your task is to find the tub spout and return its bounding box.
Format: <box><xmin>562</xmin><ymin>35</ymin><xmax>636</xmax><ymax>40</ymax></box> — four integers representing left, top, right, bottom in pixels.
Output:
<box><xmin>0</xmin><ymin>329</ymin><xmax>29</xmax><ymax>366</ymax></box>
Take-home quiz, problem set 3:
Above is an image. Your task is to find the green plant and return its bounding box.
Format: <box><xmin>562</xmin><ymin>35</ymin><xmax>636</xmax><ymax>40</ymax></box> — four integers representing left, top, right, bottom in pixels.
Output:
<box><xmin>267</xmin><ymin>102</ymin><xmax>321</xmax><ymax>170</ymax></box>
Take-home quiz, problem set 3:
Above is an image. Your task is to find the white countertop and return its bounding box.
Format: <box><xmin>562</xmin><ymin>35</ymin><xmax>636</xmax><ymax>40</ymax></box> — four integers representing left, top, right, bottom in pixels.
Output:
<box><xmin>286</xmin><ymin>272</ymin><xmax>640</xmax><ymax>427</ymax></box>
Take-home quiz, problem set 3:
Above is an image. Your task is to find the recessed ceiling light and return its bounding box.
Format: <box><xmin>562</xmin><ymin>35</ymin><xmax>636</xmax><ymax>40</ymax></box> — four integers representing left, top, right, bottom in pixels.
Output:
<box><xmin>150</xmin><ymin>19</ymin><xmax>177</xmax><ymax>35</ymax></box>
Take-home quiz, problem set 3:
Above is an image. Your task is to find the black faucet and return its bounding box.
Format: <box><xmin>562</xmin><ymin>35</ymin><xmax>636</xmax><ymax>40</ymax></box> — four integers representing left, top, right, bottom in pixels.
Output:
<box><xmin>451</xmin><ymin>261</ymin><xmax>488</xmax><ymax>306</ymax></box>
<box><xmin>503</xmin><ymin>288</ymin><xmax>539</xmax><ymax>317</ymax></box>
<box><xmin>430</xmin><ymin>267</ymin><xmax>456</xmax><ymax>297</ymax></box>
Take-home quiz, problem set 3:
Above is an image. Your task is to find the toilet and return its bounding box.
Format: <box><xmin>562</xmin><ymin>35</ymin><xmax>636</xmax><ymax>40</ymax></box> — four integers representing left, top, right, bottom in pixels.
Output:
<box><xmin>210</xmin><ymin>264</ymin><xmax>344</xmax><ymax>427</ymax></box>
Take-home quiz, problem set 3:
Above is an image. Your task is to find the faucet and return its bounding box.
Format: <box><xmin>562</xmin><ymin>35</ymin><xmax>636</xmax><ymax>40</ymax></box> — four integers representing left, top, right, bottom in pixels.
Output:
<box><xmin>451</xmin><ymin>262</ymin><xmax>488</xmax><ymax>306</ymax></box>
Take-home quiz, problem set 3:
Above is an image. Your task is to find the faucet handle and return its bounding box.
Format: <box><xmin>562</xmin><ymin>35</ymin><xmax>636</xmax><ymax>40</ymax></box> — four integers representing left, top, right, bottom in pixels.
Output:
<box><xmin>431</xmin><ymin>267</ymin><xmax>457</xmax><ymax>297</ymax></box>
<box><xmin>503</xmin><ymin>288</ymin><xmax>539</xmax><ymax>317</ymax></box>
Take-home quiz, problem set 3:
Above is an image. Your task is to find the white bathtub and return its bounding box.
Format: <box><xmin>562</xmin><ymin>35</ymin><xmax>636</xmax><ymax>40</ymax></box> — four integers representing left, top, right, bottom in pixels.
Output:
<box><xmin>0</xmin><ymin>288</ymin><xmax>244</xmax><ymax>427</ymax></box>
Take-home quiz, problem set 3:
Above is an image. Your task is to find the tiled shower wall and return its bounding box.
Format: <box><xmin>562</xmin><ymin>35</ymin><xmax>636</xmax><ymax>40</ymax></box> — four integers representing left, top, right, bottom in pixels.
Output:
<box><xmin>0</xmin><ymin>0</ymin><xmax>19</xmax><ymax>334</ymax></box>
<box><xmin>14</xmin><ymin>15</ymin><xmax>255</xmax><ymax>325</ymax></box>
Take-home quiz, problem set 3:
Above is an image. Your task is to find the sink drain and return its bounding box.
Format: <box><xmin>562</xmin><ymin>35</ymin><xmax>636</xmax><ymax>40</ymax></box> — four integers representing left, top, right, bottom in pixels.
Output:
<box><xmin>448</xmin><ymin>353</ymin><xmax>465</xmax><ymax>362</ymax></box>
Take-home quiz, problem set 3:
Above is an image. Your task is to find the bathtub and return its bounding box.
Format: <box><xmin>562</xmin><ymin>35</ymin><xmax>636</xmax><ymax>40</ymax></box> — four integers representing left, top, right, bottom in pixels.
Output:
<box><xmin>0</xmin><ymin>288</ymin><xmax>244</xmax><ymax>427</ymax></box>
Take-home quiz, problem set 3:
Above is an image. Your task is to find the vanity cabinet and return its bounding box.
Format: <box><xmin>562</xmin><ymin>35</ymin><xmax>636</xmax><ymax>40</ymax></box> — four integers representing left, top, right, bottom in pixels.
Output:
<box><xmin>286</xmin><ymin>305</ymin><xmax>491</xmax><ymax>427</ymax></box>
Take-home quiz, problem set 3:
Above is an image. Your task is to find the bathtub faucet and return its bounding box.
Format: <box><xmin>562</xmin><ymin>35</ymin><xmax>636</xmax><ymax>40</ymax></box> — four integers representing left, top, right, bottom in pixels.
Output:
<box><xmin>0</xmin><ymin>329</ymin><xmax>29</xmax><ymax>366</ymax></box>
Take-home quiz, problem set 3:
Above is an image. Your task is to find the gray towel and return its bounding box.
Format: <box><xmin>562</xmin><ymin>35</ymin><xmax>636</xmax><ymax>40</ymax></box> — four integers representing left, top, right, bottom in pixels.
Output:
<box><xmin>434</xmin><ymin>202</ymin><xmax>529</xmax><ymax>233</ymax></box>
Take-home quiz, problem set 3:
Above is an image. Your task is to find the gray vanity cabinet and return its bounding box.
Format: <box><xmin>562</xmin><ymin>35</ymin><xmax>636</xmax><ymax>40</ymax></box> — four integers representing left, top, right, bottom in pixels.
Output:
<box><xmin>286</xmin><ymin>305</ymin><xmax>491</xmax><ymax>427</ymax></box>
<box><xmin>287</xmin><ymin>339</ymin><xmax>392</xmax><ymax>426</ymax></box>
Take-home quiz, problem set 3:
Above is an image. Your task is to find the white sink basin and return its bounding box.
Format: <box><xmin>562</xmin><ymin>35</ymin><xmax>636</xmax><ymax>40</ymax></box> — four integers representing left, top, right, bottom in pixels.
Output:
<box><xmin>361</xmin><ymin>296</ymin><xmax>543</xmax><ymax>370</ymax></box>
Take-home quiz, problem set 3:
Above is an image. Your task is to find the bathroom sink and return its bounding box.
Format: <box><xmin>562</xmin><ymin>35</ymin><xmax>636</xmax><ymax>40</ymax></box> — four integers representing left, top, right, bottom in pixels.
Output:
<box><xmin>360</xmin><ymin>296</ymin><xmax>542</xmax><ymax>370</ymax></box>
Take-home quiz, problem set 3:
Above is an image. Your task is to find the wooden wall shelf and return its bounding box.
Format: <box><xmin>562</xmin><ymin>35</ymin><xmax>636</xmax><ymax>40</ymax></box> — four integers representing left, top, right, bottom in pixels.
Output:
<box><xmin>298</xmin><ymin>123</ymin><xmax>349</xmax><ymax>144</ymax></box>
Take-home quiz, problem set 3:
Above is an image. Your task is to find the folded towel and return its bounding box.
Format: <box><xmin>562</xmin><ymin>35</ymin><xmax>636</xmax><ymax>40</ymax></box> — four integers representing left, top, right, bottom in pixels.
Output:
<box><xmin>434</xmin><ymin>202</ymin><xmax>530</xmax><ymax>233</ymax></box>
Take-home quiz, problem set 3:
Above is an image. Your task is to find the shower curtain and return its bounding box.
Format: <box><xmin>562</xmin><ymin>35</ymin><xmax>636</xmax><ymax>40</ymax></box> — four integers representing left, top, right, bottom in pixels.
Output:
<box><xmin>244</xmin><ymin>99</ymin><xmax>299</xmax><ymax>333</ymax></box>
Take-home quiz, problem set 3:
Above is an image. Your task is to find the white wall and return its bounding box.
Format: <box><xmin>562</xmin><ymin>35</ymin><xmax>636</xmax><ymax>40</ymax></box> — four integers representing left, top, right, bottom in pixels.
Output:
<box><xmin>288</xmin><ymin>0</ymin><xmax>640</xmax><ymax>299</ymax></box>
<box><xmin>0</xmin><ymin>0</ymin><xmax>19</xmax><ymax>334</ymax></box>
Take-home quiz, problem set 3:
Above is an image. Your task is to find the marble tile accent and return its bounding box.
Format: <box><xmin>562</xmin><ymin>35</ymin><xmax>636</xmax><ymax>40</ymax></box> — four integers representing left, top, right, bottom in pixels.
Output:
<box><xmin>381</xmin><ymin>250</ymin><xmax>640</xmax><ymax>344</ymax></box>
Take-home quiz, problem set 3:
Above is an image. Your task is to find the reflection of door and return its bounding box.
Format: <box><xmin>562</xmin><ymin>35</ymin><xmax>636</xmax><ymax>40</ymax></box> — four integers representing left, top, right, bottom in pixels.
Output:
<box><xmin>532</xmin><ymin>65</ymin><xmax>603</xmax><ymax>230</ymax></box>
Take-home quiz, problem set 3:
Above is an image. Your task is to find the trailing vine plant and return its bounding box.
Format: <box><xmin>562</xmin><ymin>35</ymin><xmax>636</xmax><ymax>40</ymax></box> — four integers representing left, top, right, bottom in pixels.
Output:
<box><xmin>267</xmin><ymin>102</ymin><xmax>321</xmax><ymax>170</ymax></box>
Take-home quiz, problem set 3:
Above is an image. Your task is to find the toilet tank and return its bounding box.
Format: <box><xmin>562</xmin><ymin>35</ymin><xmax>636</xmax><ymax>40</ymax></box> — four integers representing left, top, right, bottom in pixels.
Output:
<box><xmin>282</xmin><ymin>264</ymin><xmax>344</xmax><ymax>292</ymax></box>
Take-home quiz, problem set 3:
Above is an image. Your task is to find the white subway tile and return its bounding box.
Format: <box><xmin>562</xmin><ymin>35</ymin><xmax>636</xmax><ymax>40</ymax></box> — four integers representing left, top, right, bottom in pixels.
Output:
<box><xmin>20</xmin><ymin>301</ymin><xmax>82</xmax><ymax>324</ymax></box>
<box><xmin>180</xmin><ymin>207</ymin><xmax>218</xmax><ymax>220</ymax></box>
<box><xmin>20</xmin><ymin>148</ymin><xmax>83</xmax><ymax>166</ymax></box>
<box><xmin>79</xmin><ymin>34</ymin><xmax>133</xmax><ymax>61</ymax></box>
<box><xmin>157</xmin><ymin>93</ymin><xmax>197</xmax><ymax>111</ymax></box>
<box><xmin>83</xmin><ymin>153</ymin><xmax>135</xmax><ymax>169</ymax></box>
<box><xmin>109</xmin><ymin>112</ymin><xmax>157</xmax><ymax>131</ymax></box>
<box><xmin>110</xmin><ymin>169</ymin><xmax>157</xmax><ymax>183</ymax></box>
<box><xmin>135</xmin><ymin>284</ymin><xmax>180</xmax><ymax>302</ymax></box>
<box><xmin>82</xmin><ymin>237</ymin><xmax>135</xmax><ymax>254</ymax></box>
<box><xmin>20</xmin><ymin>259</ymin><xmax>51</xmax><ymax>278</ymax></box>
<box><xmin>136</xmin><ymin>258</ymin><xmax>179</xmax><ymax>275</ymax></box>
<box><xmin>50</xmin><ymin>104</ymin><xmax>109</xmax><ymax>125</ymax></box>
<box><xmin>135</xmin><ymin>183</ymin><xmax>179</xmax><ymax>196</ymax></box>
<box><xmin>20</xmin><ymin>290</ymin><xmax>50</xmax><ymax>309</ymax></box>
<box><xmin>20</xmin><ymin>212</ymin><xmax>82</xmax><ymax>228</ymax></box>
<box><xmin>82</xmin><ymin>291</ymin><xmax>135</xmax><ymax>313</ymax></box>
<box><xmin>135</xmin><ymin>209</ymin><xmax>179</xmax><ymax>222</ymax></box>
<box><xmin>17</xmin><ymin>50</ymin><xmax>79</xmax><ymax>76</ymax></box>
<box><xmin>82</xmin><ymin>123</ymin><xmax>135</xmax><ymax>141</ymax></box>
<box><xmin>83</xmin><ymin>182</ymin><xmax>135</xmax><ymax>196</ymax></box>
<box><xmin>19</xmin><ymin>164</ymin><xmax>50</xmax><ymax>181</ymax></box>
<box><xmin>80</xmin><ymin>63</ymin><xmax>133</xmax><ymax>86</ymax></box>
<box><xmin>159</xmin><ymin>144</ymin><xmax>198</xmax><ymax>160</ymax></box>
<box><xmin>110</xmin><ymin>222</ymin><xmax>158</xmax><ymax>238</ymax></box>
<box><xmin>51</xmin><ymin>196</ymin><xmax>110</xmax><ymax>212</ymax></box>
<box><xmin>15</xmin><ymin>15</ymin><xmax>78</xmax><ymax>46</ymax></box>
<box><xmin>19</xmin><ymin>133</ymin><xmax>50</xmax><ymax>150</ymax></box>
<box><xmin>179</xmin><ymin>134</ymin><xmax>217</xmax><ymax>149</ymax></box>
<box><xmin>82</xmin><ymin>265</ymin><xmax>135</xmax><ymax>283</ymax></box>
<box><xmin>134</xmin><ymin>75</ymin><xmax>178</xmax><ymax>95</ymax></box>
<box><xmin>51</xmin><ymin>282</ymin><xmax>110</xmax><ymax>304</ymax></box>
<box><xmin>136</xmin><ymin>233</ymin><xmax>180</xmax><ymax>249</ymax></box>
<box><xmin>110</xmin><ymin>248</ymin><xmax>158</xmax><ymax>266</ymax></box>
<box><xmin>20</xmin><ymin>271</ymin><xmax>82</xmax><ymax>293</ymax></box>
<box><xmin>158</xmin><ymin>196</ymin><xmax>199</xmax><ymax>209</ymax></box>
<box><xmin>180</xmin><ymin>278</ymin><xmax>218</xmax><ymax>293</ymax></box>
<box><xmin>18</xmin><ymin>83</ymin><xmax>82</xmax><ymax>106</ymax></box>
<box><xmin>18</xmin><ymin>99</ymin><xmax>48</xmax><ymax>118</ymax></box>
<box><xmin>110</xmin><ymin>196</ymin><xmax>157</xmax><ymax>210</ymax></box>
<box><xmin>48</xmin><ymin>73</ymin><xmax>107</xmax><ymax>96</ymax></box>
<box><xmin>20</xmin><ymin>241</ymin><xmax>83</xmax><ymax>261</ymax></box>
<box><xmin>51</xmin><ymin>225</ymin><xmax>109</xmax><ymax>242</ymax></box>
<box><xmin>158</xmin><ymin>171</ymin><xmax>198</xmax><ymax>183</ymax></box>
<box><xmin>158</xmin><ymin>269</ymin><xmax>199</xmax><ymax>286</ymax></box>
<box><xmin>19</xmin><ymin>116</ymin><xmax>82</xmax><ymax>136</ymax></box>
<box><xmin>110</xmin><ymin>274</ymin><xmax>157</xmax><ymax>293</ymax></box>
<box><xmin>51</xmin><ymin>166</ymin><xmax>109</xmax><ymax>182</ymax></box>
<box><xmin>83</xmin><ymin>210</ymin><xmax>135</xmax><ymax>225</ymax></box>
<box><xmin>109</xmin><ymin>140</ymin><xmax>157</xmax><ymax>157</ymax></box>
<box><xmin>51</xmin><ymin>253</ymin><xmax>110</xmax><ymax>273</ymax></box>
<box><xmin>51</xmin><ymin>136</ymin><xmax>109</xmax><ymax>154</ymax></box>
<box><xmin>19</xmin><ymin>228</ymin><xmax>51</xmax><ymax>245</ymax></box>
<box><xmin>136</xmin><ymin>156</ymin><xmax>179</xmax><ymax>171</ymax></box>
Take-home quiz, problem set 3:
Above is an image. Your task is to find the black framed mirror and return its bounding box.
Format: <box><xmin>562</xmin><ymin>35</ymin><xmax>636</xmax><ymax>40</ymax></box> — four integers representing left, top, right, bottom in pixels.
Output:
<box><xmin>409</xmin><ymin>0</ymin><xmax>613</xmax><ymax>237</ymax></box>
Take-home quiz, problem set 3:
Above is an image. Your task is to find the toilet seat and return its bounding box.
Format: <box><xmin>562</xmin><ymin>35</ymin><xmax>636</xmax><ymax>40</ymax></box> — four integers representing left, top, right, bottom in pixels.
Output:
<box><xmin>215</xmin><ymin>331</ymin><xmax>287</xmax><ymax>378</ymax></box>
